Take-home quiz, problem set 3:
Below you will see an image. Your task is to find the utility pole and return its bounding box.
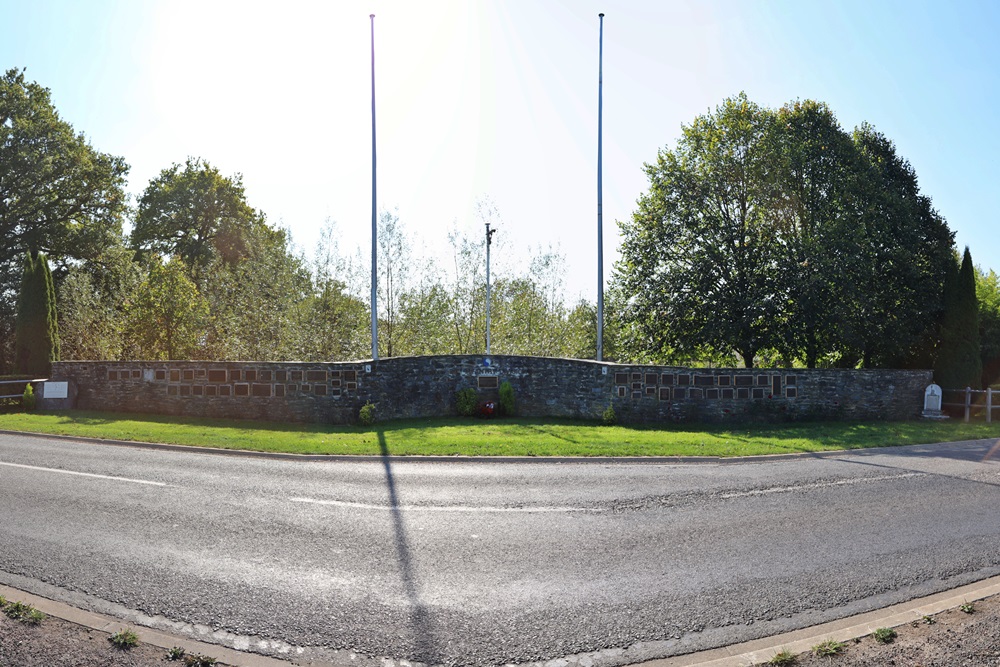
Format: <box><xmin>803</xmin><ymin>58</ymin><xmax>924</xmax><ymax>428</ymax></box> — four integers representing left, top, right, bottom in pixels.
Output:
<box><xmin>370</xmin><ymin>13</ymin><xmax>378</xmax><ymax>360</ymax></box>
<box><xmin>485</xmin><ymin>223</ymin><xmax>497</xmax><ymax>354</ymax></box>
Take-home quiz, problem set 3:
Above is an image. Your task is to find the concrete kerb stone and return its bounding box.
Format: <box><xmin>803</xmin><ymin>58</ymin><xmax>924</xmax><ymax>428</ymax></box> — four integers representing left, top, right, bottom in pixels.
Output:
<box><xmin>5</xmin><ymin>573</ymin><xmax>1000</xmax><ymax>667</ymax></box>
<box><xmin>636</xmin><ymin>574</ymin><xmax>1000</xmax><ymax>667</ymax></box>
<box><xmin>0</xmin><ymin>582</ymin><xmax>330</xmax><ymax>667</ymax></box>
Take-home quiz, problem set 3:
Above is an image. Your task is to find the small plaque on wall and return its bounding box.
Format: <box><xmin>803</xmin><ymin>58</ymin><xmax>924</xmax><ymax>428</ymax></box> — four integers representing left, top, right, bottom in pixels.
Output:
<box><xmin>478</xmin><ymin>375</ymin><xmax>499</xmax><ymax>389</ymax></box>
<box><xmin>44</xmin><ymin>382</ymin><xmax>68</xmax><ymax>399</ymax></box>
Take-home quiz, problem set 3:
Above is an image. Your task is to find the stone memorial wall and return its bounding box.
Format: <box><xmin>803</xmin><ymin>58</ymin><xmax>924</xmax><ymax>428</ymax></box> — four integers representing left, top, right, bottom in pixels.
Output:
<box><xmin>50</xmin><ymin>356</ymin><xmax>931</xmax><ymax>424</ymax></box>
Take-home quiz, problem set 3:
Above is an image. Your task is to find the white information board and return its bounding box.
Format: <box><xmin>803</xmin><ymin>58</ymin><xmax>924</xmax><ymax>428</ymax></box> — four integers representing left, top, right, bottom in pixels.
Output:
<box><xmin>44</xmin><ymin>381</ymin><xmax>68</xmax><ymax>399</ymax></box>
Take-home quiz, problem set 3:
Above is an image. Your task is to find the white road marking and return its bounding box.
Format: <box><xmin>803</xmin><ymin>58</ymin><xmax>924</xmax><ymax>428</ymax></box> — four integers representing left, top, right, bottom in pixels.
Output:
<box><xmin>0</xmin><ymin>461</ymin><xmax>168</xmax><ymax>487</ymax></box>
<box><xmin>720</xmin><ymin>472</ymin><xmax>926</xmax><ymax>499</ymax></box>
<box><xmin>288</xmin><ymin>497</ymin><xmax>591</xmax><ymax>513</ymax></box>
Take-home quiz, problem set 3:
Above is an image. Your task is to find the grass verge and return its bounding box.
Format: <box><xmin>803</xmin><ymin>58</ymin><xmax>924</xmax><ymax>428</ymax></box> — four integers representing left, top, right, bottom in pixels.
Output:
<box><xmin>1</xmin><ymin>410</ymin><xmax>999</xmax><ymax>457</ymax></box>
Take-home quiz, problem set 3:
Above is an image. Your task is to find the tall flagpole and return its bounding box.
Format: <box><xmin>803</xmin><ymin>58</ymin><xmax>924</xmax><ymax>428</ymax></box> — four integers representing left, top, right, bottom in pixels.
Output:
<box><xmin>370</xmin><ymin>14</ymin><xmax>379</xmax><ymax>360</ymax></box>
<box><xmin>596</xmin><ymin>12</ymin><xmax>605</xmax><ymax>361</ymax></box>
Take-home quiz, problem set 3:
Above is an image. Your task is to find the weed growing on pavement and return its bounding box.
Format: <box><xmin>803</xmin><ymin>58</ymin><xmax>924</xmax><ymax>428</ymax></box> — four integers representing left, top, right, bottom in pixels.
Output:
<box><xmin>109</xmin><ymin>628</ymin><xmax>139</xmax><ymax>649</ymax></box>
<box><xmin>167</xmin><ymin>646</ymin><xmax>186</xmax><ymax>660</ymax></box>
<box><xmin>872</xmin><ymin>627</ymin><xmax>897</xmax><ymax>644</ymax></box>
<box><xmin>811</xmin><ymin>639</ymin><xmax>845</xmax><ymax>657</ymax></box>
<box><xmin>184</xmin><ymin>653</ymin><xmax>217</xmax><ymax>666</ymax></box>
<box><xmin>2</xmin><ymin>600</ymin><xmax>45</xmax><ymax>624</ymax></box>
<box><xmin>960</xmin><ymin>601</ymin><xmax>976</xmax><ymax>614</ymax></box>
<box><xmin>766</xmin><ymin>648</ymin><xmax>797</xmax><ymax>665</ymax></box>
<box><xmin>922</xmin><ymin>614</ymin><xmax>936</xmax><ymax>624</ymax></box>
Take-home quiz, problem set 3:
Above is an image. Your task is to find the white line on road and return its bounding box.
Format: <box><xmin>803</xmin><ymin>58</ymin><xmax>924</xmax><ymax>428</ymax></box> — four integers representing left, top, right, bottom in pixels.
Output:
<box><xmin>0</xmin><ymin>461</ymin><xmax>169</xmax><ymax>487</ymax></box>
<box><xmin>720</xmin><ymin>472</ymin><xmax>926</xmax><ymax>499</ymax></box>
<box><xmin>288</xmin><ymin>497</ymin><xmax>592</xmax><ymax>513</ymax></box>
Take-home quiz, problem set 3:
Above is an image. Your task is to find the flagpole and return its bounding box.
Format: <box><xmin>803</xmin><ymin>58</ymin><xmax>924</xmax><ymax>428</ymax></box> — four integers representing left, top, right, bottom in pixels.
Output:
<box><xmin>596</xmin><ymin>12</ymin><xmax>605</xmax><ymax>361</ymax></box>
<box><xmin>370</xmin><ymin>13</ymin><xmax>379</xmax><ymax>360</ymax></box>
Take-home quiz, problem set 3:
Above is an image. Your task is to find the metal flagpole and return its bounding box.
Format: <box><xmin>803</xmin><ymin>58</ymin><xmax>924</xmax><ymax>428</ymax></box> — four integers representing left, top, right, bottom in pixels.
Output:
<box><xmin>370</xmin><ymin>14</ymin><xmax>379</xmax><ymax>360</ymax></box>
<box><xmin>596</xmin><ymin>12</ymin><xmax>605</xmax><ymax>361</ymax></box>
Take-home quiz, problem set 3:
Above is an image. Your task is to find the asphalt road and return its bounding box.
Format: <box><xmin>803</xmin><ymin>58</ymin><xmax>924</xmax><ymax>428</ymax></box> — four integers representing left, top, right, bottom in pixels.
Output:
<box><xmin>1</xmin><ymin>433</ymin><xmax>1000</xmax><ymax>667</ymax></box>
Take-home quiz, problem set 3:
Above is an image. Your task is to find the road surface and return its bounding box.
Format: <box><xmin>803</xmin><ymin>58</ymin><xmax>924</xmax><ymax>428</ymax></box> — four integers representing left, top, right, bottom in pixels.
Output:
<box><xmin>1</xmin><ymin>433</ymin><xmax>999</xmax><ymax>666</ymax></box>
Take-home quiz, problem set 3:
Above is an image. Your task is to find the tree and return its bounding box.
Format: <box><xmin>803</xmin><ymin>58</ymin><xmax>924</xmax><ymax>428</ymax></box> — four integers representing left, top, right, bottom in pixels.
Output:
<box><xmin>772</xmin><ymin>100</ymin><xmax>865</xmax><ymax>368</ymax></box>
<box><xmin>613</xmin><ymin>94</ymin><xmax>956</xmax><ymax>370</ymax></box>
<box><xmin>844</xmin><ymin>124</ymin><xmax>954</xmax><ymax>368</ymax></box>
<box><xmin>976</xmin><ymin>266</ymin><xmax>1000</xmax><ymax>387</ymax></box>
<box><xmin>0</xmin><ymin>68</ymin><xmax>128</xmax><ymax>373</ymax></box>
<box><xmin>131</xmin><ymin>157</ymin><xmax>264</xmax><ymax>271</ymax></box>
<box><xmin>395</xmin><ymin>270</ymin><xmax>454</xmax><ymax>356</ymax></box>
<box><xmin>0</xmin><ymin>69</ymin><xmax>129</xmax><ymax>269</ymax></box>
<box><xmin>296</xmin><ymin>279</ymin><xmax>370</xmax><ymax>361</ymax></box>
<box><xmin>446</xmin><ymin>224</ymin><xmax>487</xmax><ymax>354</ymax></box>
<box><xmin>935</xmin><ymin>248</ymin><xmax>981</xmax><ymax>388</ymax></box>
<box><xmin>14</xmin><ymin>252</ymin><xmax>59</xmax><ymax>375</ymax></box>
<box><xmin>614</xmin><ymin>93</ymin><xmax>782</xmax><ymax>367</ymax></box>
<box><xmin>376</xmin><ymin>210</ymin><xmax>409</xmax><ymax>358</ymax></box>
<box><xmin>123</xmin><ymin>257</ymin><xmax>209</xmax><ymax>360</ymax></box>
<box><xmin>58</xmin><ymin>246</ymin><xmax>146</xmax><ymax>361</ymax></box>
<box><xmin>200</xmin><ymin>225</ymin><xmax>313</xmax><ymax>361</ymax></box>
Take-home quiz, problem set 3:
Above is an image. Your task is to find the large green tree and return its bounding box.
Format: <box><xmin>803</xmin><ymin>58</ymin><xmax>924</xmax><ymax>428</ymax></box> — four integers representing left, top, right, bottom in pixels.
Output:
<box><xmin>845</xmin><ymin>124</ymin><xmax>954</xmax><ymax>368</ymax></box>
<box><xmin>0</xmin><ymin>69</ymin><xmax>129</xmax><ymax>267</ymax></box>
<box><xmin>0</xmin><ymin>69</ymin><xmax>128</xmax><ymax>373</ymax></box>
<box><xmin>131</xmin><ymin>158</ymin><xmax>264</xmax><ymax>271</ymax></box>
<box><xmin>772</xmin><ymin>100</ymin><xmax>865</xmax><ymax>368</ymax></box>
<box><xmin>615</xmin><ymin>93</ymin><xmax>782</xmax><ymax>367</ymax></box>
<box><xmin>613</xmin><ymin>94</ymin><xmax>955</xmax><ymax>369</ymax></box>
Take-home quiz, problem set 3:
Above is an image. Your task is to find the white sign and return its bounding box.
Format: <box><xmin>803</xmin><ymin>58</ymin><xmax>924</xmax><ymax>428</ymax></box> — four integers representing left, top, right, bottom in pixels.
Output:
<box><xmin>44</xmin><ymin>381</ymin><xmax>68</xmax><ymax>399</ymax></box>
<box><xmin>924</xmin><ymin>384</ymin><xmax>942</xmax><ymax>412</ymax></box>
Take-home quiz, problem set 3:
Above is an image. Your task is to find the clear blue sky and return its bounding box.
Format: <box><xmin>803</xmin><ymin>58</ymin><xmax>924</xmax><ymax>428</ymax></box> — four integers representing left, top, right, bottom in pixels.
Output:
<box><xmin>3</xmin><ymin>0</ymin><xmax>999</xmax><ymax>301</ymax></box>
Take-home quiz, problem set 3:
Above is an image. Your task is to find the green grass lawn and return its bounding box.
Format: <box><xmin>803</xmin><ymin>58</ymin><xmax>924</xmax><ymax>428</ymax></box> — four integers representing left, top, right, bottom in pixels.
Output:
<box><xmin>0</xmin><ymin>410</ymin><xmax>998</xmax><ymax>457</ymax></box>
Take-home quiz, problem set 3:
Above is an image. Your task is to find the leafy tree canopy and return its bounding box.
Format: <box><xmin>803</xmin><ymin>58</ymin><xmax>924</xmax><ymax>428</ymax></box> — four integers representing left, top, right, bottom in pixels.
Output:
<box><xmin>613</xmin><ymin>93</ymin><xmax>955</xmax><ymax>369</ymax></box>
<box><xmin>131</xmin><ymin>157</ymin><xmax>266</xmax><ymax>270</ymax></box>
<box><xmin>0</xmin><ymin>68</ymin><xmax>129</xmax><ymax>268</ymax></box>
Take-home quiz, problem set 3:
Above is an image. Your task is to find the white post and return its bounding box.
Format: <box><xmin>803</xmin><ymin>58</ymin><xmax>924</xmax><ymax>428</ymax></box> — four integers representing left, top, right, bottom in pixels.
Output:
<box><xmin>596</xmin><ymin>12</ymin><xmax>605</xmax><ymax>362</ymax></box>
<box><xmin>988</xmin><ymin>387</ymin><xmax>993</xmax><ymax>423</ymax></box>
<box><xmin>370</xmin><ymin>14</ymin><xmax>378</xmax><ymax>360</ymax></box>
<box><xmin>965</xmin><ymin>386</ymin><xmax>971</xmax><ymax>423</ymax></box>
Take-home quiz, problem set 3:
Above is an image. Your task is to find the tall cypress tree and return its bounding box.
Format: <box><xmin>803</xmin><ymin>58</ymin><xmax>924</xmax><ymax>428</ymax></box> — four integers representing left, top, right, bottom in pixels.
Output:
<box><xmin>14</xmin><ymin>253</ymin><xmax>37</xmax><ymax>374</ymax></box>
<box><xmin>935</xmin><ymin>247</ymin><xmax>981</xmax><ymax>388</ymax></box>
<box><xmin>14</xmin><ymin>252</ymin><xmax>59</xmax><ymax>376</ymax></box>
<box><xmin>40</xmin><ymin>252</ymin><xmax>60</xmax><ymax>363</ymax></box>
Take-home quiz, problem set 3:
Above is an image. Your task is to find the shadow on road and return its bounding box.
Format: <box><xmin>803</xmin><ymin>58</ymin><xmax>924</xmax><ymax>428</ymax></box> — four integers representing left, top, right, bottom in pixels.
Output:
<box><xmin>378</xmin><ymin>430</ymin><xmax>438</xmax><ymax>662</ymax></box>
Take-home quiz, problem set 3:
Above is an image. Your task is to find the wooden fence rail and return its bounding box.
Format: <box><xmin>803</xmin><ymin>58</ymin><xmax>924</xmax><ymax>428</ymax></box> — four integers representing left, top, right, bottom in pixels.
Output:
<box><xmin>942</xmin><ymin>387</ymin><xmax>999</xmax><ymax>423</ymax></box>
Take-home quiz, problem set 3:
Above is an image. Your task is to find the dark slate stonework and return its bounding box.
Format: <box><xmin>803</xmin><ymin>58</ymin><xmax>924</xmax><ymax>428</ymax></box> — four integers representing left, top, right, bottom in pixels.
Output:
<box><xmin>50</xmin><ymin>357</ymin><xmax>931</xmax><ymax>425</ymax></box>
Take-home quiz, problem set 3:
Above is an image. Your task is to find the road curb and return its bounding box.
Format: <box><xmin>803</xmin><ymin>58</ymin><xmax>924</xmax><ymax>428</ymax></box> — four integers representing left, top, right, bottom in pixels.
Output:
<box><xmin>5</xmin><ymin>574</ymin><xmax>1000</xmax><ymax>667</ymax></box>
<box><xmin>2</xmin><ymin>427</ymin><xmax>986</xmax><ymax>465</ymax></box>
<box><xmin>0</xmin><ymin>582</ymin><xmax>334</xmax><ymax>667</ymax></box>
<box><xmin>634</xmin><ymin>574</ymin><xmax>1000</xmax><ymax>667</ymax></box>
